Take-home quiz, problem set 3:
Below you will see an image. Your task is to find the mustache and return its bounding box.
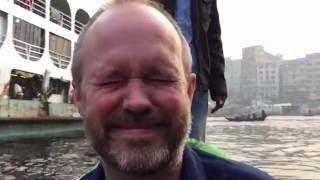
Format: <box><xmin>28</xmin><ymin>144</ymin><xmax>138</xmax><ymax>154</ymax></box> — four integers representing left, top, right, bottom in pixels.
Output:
<box><xmin>104</xmin><ymin>110</ymin><xmax>171</xmax><ymax>129</ymax></box>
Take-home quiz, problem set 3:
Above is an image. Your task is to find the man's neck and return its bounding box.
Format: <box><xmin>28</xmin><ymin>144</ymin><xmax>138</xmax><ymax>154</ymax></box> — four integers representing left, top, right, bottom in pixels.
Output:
<box><xmin>101</xmin><ymin>153</ymin><xmax>183</xmax><ymax>180</ymax></box>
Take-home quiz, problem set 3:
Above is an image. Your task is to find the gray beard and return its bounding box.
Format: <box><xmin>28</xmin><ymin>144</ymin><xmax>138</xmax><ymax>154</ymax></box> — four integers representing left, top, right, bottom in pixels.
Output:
<box><xmin>86</xmin><ymin>108</ymin><xmax>192</xmax><ymax>176</ymax></box>
<box><xmin>106</xmin><ymin>142</ymin><xmax>174</xmax><ymax>175</ymax></box>
<box><xmin>98</xmin><ymin>115</ymin><xmax>191</xmax><ymax>175</ymax></box>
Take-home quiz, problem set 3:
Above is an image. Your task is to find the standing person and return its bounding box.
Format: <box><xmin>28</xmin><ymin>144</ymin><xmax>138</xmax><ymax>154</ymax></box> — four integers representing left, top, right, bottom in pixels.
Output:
<box><xmin>261</xmin><ymin>110</ymin><xmax>267</xmax><ymax>119</ymax></box>
<box><xmin>0</xmin><ymin>82</ymin><xmax>10</xmax><ymax>98</ymax></box>
<box><xmin>157</xmin><ymin>0</ymin><xmax>227</xmax><ymax>141</ymax></box>
<box><xmin>24</xmin><ymin>75</ymin><xmax>41</xmax><ymax>100</ymax></box>
<box><xmin>11</xmin><ymin>75</ymin><xmax>24</xmax><ymax>99</ymax></box>
<box><xmin>72</xmin><ymin>1</ymin><xmax>273</xmax><ymax>179</ymax></box>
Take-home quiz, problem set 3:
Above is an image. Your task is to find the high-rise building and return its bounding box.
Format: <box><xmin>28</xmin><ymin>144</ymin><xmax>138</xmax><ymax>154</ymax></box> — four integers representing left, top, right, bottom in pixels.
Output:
<box><xmin>240</xmin><ymin>46</ymin><xmax>282</xmax><ymax>104</ymax></box>
<box><xmin>280</xmin><ymin>53</ymin><xmax>320</xmax><ymax>104</ymax></box>
<box><xmin>225</xmin><ymin>58</ymin><xmax>241</xmax><ymax>103</ymax></box>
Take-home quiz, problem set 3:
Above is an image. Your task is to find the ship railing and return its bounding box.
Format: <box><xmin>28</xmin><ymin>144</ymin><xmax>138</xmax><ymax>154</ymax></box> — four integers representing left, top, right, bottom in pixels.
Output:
<box><xmin>50</xmin><ymin>7</ymin><xmax>72</xmax><ymax>30</ymax></box>
<box><xmin>74</xmin><ymin>20</ymin><xmax>85</xmax><ymax>34</ymax></box>
<box><xmin>49</xmin><ymin>50</ymin><xmax>71</xmax><ymax>69</ymax></box>
<box><xmin>13</xmin><ymin>38</ymin><xmax>44</xmax><ymax>61</ymax></box>
<box><xmin>14</xmin><ymin>0</ymin><xmax>46</xmax><ymax>17</ymax></box>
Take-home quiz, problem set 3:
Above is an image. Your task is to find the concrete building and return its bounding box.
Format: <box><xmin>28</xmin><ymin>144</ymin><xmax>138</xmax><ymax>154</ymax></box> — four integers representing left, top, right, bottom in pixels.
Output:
<box><xmin>222</xmin><ymin>45</ymin><xmax>320</xmax><ymax>115</ymax></box>
<box><xmin>225</xmin><ymin>58</ymin><xmax>241</xmax><ymax>103</ymax></box>
<box><xmin>256</xmin><ymin>53</ymin><xmax>282</xmax><ymax>102</ymax></box>
<box><xmin>240</xmin><ymin>46</ymin><xmax>282</xmax><ymax>104</ymax></box>
<box><xmin>280</xmin><ymin>53</ymin><xmax>320</xmax><ymax>105</ymax></box>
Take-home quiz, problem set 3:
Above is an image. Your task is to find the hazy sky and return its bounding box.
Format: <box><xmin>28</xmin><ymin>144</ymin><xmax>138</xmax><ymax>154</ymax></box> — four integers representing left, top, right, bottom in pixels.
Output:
<box><xmin>218</xmin><ymin>0</ymin><xmax>320</xmax><ymax>59</ymax></box>
<box><xmin>86</xmin><ymin>0</ymin><xmax>320</xmax><ymax>60</ymax></box>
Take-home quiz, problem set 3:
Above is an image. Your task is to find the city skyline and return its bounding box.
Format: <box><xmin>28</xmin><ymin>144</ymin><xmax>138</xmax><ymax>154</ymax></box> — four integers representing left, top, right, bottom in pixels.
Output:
<box><xmin>224</xmin><ymin>45</ymin><xmax>320</xmax><ymax>61</ymax></box>
<box><xmin>224</xmin><ymin>46</ymin><xmax>320</xmax><ymax>107</ymax></box>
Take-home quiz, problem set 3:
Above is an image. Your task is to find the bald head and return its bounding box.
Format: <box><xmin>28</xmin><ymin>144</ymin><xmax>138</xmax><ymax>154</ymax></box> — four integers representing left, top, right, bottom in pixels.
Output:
<box><xmin>71</xmin><ymin>0</ymin><xmax>192</xmax><ymax>86</ymax></box>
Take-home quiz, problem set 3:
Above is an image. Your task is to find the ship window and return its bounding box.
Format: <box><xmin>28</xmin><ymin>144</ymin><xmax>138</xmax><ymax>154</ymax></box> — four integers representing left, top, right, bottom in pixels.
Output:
<box><xmin>49</xmin><ymin>77</ymin><xmax>70</xmax><ymax>103</ymax></box>
<box><xmin>50</xmin><ymin>0</ymin><xmax>71</xmax><ymax>30</ymax></box>
<box><xmin>74</xmin><ymin>9</ymin><xmax>90</xmax><ymax>34</ymax></box>
<box><xmin>49</xmin><ymin>33</ymin><xmax>71</xmax><ymax>69</ymax></box>
<box><xmin>8</xmin><ymin>69</ymin><xmax>43</xmax><ymax>100</ymax></box>
<box><xmin>14</xmin><ymin>0</ymin><xmax>46</xmax><ymax>17</ymax></box>
<box><xmin>7</xmin><ymin>70</ymin><xmax>70</xmax><ymax>103</ymax></box>
<box><xmin>0</xmin><ymin>11</ymin><xmax>8</xmax><ymax>49</ymax></box>
<box><xmin>12</xmin><ymin>17</ymin><xmax>45</xmax><ymax>61</ymax></box>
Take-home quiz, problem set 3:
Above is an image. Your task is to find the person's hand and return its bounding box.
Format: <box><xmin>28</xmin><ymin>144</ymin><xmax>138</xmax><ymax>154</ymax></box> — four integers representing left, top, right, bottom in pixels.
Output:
<box><xmin>211</xmin><ymin>97</ymin><xmax>226</xmax><ymax>114</ymax></box>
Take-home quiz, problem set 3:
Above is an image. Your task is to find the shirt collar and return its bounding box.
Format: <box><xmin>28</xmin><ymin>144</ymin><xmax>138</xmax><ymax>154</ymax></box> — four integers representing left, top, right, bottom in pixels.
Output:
<box><xmin>82</xmin><ymin>145</ymin><xmax>206</xmax><ymax>180</ymax></box>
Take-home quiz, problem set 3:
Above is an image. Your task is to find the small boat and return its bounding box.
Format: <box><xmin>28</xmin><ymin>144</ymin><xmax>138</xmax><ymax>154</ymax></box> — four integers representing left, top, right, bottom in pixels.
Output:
<box><xmin>226</xmin><ymin>110</ymin><xmax>268</xmax><ymax>122</ymax></box>
<box><xmin>225</xmin><ymin>116</ymin><xmax>266</xmax><ymax>122</ymax></box>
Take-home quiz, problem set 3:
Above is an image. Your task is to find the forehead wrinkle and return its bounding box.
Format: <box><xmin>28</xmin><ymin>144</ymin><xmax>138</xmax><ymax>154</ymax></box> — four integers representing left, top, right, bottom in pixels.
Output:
<box><xmin>91</xmin><ymin>43</ymin><xmax>181</xmax><ymax>78</ymax></box>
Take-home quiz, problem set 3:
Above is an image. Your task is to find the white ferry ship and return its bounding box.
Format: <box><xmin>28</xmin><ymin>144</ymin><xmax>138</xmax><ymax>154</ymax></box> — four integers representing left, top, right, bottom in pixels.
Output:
<box><xmin>0</xmin><ymin>0</ymin><xmax>103</xmax><ymax>117</ymax></box>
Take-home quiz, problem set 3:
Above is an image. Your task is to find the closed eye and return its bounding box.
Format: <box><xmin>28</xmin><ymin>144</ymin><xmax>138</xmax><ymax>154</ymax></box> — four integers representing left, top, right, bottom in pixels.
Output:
<box><xmin>146</xmin><ymin>78</ymin><xmax>178</xmax><ymax>83</ymax></box>
<box><xmin>94</xmin><ymin>79</ymin><xmax>126</xmax><ymax>87</ymax></box>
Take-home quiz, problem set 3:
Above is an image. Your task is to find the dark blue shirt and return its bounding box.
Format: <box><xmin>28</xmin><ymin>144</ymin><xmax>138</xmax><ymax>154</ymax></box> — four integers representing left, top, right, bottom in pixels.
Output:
<box><xmin>79</xmin><ymin>145</ymin><xmax>274</xmax><ymax>180</ymax></box>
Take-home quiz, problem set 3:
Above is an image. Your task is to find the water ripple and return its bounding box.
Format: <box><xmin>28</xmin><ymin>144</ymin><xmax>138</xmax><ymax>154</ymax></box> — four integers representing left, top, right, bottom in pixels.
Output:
<box><xmin>207</xmin><ymin>117</ymin><xmax>320</xmax><ymax>179</ymax></box>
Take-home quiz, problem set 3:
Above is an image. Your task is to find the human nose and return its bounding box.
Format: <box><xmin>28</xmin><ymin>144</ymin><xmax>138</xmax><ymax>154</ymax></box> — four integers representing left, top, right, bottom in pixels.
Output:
<box><xmin>123</xmin><ymin>79</ymin><xmax>152</xmax><ymax>115</ymax></box>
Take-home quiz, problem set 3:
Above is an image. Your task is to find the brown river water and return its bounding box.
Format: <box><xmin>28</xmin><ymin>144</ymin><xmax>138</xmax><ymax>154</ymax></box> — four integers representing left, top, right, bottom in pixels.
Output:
<box><xmin>0</xmin><ymin>116</ymin><xmax>319</xmax><ymax>180</ymax></box>
<box><xmin>207</xmin><ymin>116</ymin><xmax>320</xmax><ymax>180</ymax></box>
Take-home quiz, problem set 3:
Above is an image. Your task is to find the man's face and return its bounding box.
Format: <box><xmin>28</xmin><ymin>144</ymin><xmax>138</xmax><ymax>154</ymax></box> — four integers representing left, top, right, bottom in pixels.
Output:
<box><xmin>73</xmin><ymin>5</ymin><xmax>195</xmax><ymax>175</ymax></box>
